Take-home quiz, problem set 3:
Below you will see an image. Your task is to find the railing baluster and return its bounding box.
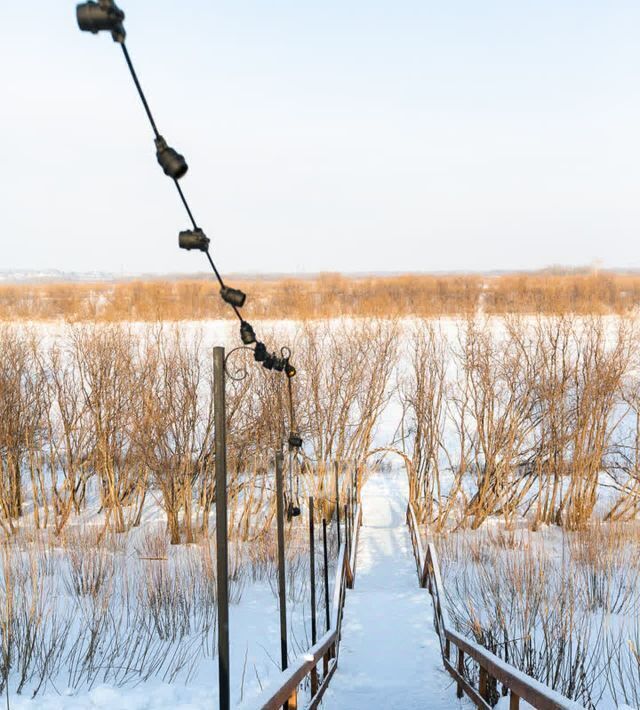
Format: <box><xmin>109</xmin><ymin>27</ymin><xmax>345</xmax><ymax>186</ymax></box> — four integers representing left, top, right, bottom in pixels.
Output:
<box><xmin>457</xmin><ymin>648</ymin><xmax>464</xmax><ymax>699</ymax></box>
<box><xmin>405</xmin><ymin>501</ymin><xmax>586</xmax><ymax>710</ymax></box>
<box><xmin>479</xmin><ymin>666</ymin><xmax>489</xmax><ymax>701</ymax></box>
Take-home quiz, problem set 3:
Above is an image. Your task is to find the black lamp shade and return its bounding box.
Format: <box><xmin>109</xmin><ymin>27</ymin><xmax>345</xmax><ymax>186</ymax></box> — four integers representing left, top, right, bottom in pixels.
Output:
<box><xmin>77</xmin><ymin>1</ymin><xmax>125</xmax><ymax>41</ymax></box>
<box><xmin>240</xmin><ymin>321</ymin><xmax>256</xmax><ymax>345</ymax></box>
<box><xmin>155</xmin><ymin>136</ymin><xmax>188</xmax><ymax>179</ymax></box>
<box><xmin>254</xmin><ymin>342</ymin><xmax>267</xmax><ymax>362</ymax></box>
<box><xmin>220</xmin><ymin>286</ymin><xmax>246</xmax><ymax>308</ymax></box>
<box><xmin>178</xmin><ymin>228</ymin><xmax>209</xmax><ymax>251</ymax></box>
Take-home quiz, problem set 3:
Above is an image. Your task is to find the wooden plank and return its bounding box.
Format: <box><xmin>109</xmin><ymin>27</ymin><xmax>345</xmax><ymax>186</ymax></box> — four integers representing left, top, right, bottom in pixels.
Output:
<box><xmin>348</xmin><ymin>504</ymin><xmax>361</xmax><ymax>585</ymax></box>
<box><xmin>479</xmin><ymin>666</ymin><xmax>489</xmax><ymax>701</ymax></box>
<box><xmin>444</xmin><ymin>658</ymin><xmax>492</xmax><ymax>710</ymax></box>
<box><xmin>247</xmin><ymin>497</ymin><xmax>359</xmax><ymax>709</ymax></box>
<box><xmin>308</xmin><ymin>658</ymin><xmax>338</xmax><ymax>710</ymax></box>
<box><xmin>330</xmin><ymin>544</ymin><xmax>346</xmax><ymax>631</ymax></box>
<box><xmin>405</xmin><ymin>503</ymin><xmax>586</xmax><ymax>710</ymax></box>
<box><xmin>445</xmin><ymin>628</ymin><xmax>584</xmax><ymax>710</ymax></box>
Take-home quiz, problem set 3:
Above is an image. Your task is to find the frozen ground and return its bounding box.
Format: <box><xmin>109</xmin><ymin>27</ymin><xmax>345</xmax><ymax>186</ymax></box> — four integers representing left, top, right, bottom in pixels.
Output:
<box><xmin>322</xmin><ymin>469</ymin><xmax>468</xmax><ymax>710</ymax></box>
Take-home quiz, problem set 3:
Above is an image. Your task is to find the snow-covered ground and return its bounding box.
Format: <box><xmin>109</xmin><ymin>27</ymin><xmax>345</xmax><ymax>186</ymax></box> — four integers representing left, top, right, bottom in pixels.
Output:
<box><xmin>2</xmin><ymin>316</ymin><xmax>639</xmax><ymax>708</ymax></box>
<box><xmin>323</xmin><ymin>469</ymin><xmax>468</xmax><ymax>710</ymax></box>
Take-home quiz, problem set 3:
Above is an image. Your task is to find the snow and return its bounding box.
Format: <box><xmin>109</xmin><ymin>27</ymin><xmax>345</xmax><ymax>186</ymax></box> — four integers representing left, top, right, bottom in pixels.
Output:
<box><xmin>322</xmin><ymin>469</ymin><xmax>469</xmax><ymax>709</ymax></box>
<box><xmin>3</xmin><ymin>316</ymin><xmax>639</xmax><ymax>708</ymax></box>
<box><xmin>9</xmin><ymin>683</ymin><xmax>214</xmax><ymax>709</ymax></box>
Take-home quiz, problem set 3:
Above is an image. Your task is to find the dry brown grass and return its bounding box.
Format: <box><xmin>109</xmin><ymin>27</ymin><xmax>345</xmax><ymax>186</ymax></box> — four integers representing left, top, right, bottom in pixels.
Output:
<box><xmin>437</xmin><ymin>524</ymin><xmax>640</xmax><ymax>707</ymax></box>
<box><xmin>3</xmin><ymin>269</ymin><xmax>640</xmax><ymax>321</ymax></box>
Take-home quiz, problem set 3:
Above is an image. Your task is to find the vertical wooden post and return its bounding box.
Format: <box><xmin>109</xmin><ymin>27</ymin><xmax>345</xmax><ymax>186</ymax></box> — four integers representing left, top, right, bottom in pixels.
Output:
<box><xmin>334</xmin><ymin>461</ymin><xmax>341</xmax><ymax>549</ymax></box>
<box><xmin>479</xmin><ymin>666</ymin><xmax>489</xmax><ymax>701</ymax></box>
<box><xmin>322</xmin><ymin>518</ymin><xmax>330</xmax><ymax>632</ymax></box>
<box><xmin>213</xmin><ymin>347</ymin><xmax>230</xmax><ymax>710</ymax></box>
<box><xmin>309</xmin><ymin>497</ymin><xmax>317</xmax><ymax>645</ymax></box>
<box><xmin>348</xmin><ymin>490</ymin><xmax>354</xmax><ymax>537</ymax></box>
<box><xmin>309</xmin><ymin>500</ymin><xmax>318</xmax><ymax>697</ymax></box>
<box><xmin>456</xmin><ymin>648</ymin><xmax>464</xmax><ymax>699</ymax></box>
<box><xmin>345</xmin><ymin>503</ymin><xmax>350</xmax><ymax>554</ymax></box>
<box><xmin>509</xmin><ymin>690</ymin><xmax>520</xmax><ymax>710</ymax></box>
<box><xmin>445</xmin><ymin>638</ymin><xmax>450</xmax><ymax>661</ymax></box>
<box><xmin>275</xmin><ymin>452</ymin><xmax>288</xmax><ymax>671</ymax></box>
<box><xmin>354</xmin><ymin>461</ymin><xmax>359</xmax><ymax>503</ymax></box>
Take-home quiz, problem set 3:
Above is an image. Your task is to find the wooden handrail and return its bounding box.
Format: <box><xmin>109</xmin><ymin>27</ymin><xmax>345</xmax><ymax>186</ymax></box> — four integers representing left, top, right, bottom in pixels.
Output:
<box><xmin>406</xmin><ymin>502</ymin><xmax>585</xmax><ymax>710</ymax></box>
<box><xmin>245</xmin><ymin>503</ymin><xmax>362</xmax><ymax>710</ymax></box>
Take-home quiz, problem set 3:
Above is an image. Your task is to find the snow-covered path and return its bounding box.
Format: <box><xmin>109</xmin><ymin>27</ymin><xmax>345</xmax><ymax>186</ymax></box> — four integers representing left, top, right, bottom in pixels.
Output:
<box><xmin>322</xmin><ymin>469</ymin><xmax>466</xmax><ymax>709</ymax></box>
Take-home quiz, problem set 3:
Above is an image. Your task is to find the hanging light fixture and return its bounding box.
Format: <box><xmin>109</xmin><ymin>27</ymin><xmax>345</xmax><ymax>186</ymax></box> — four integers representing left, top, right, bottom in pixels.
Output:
<box><xmin>220</xmin><ymin>286</ymin><xmax>246</xmax><ymax>308</ymax></box>
<box><xmin>240</xmin><ymin>321</ymin><xmax>256</xmax><ymax>345</ymax></box>
<box><xmin>155</xmin><ymin>136</ymin><xmax>188</xmax><ymax>179</ymax></box>
<box><xmin>76</xmin><ymin>1</ymin><xmax>299</xmax><ymax>385</ymax></box>
<box><xmin>254</xmin><ymin>342</ymin><xmax>267</xmax><ymax>362</ymax></box>
<box><xmin>76</xmin><ymin>0</ymin><xmax>125</xmax><ymax>42</ymax></box>
<box><xmin>178</xmin><ymin>228</ymin><xmax>209</xmax><ymax>251</ymax></box>
<box><xmin>287</xmin><ymin>500</ymin><xmax>301</xmax><ymax>519</ymax></box>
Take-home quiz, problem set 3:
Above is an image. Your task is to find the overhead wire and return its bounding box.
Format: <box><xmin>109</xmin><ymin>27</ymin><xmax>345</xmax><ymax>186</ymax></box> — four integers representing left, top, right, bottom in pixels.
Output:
<box><xmin>119</xmin><ymin>41</ymin><xmax>243</xmax><ymax>320</ymax></box>
<box><xmin>75</xmin><ymin>0</ymin><xmax>303</xmax><ymax>473</ymax></box>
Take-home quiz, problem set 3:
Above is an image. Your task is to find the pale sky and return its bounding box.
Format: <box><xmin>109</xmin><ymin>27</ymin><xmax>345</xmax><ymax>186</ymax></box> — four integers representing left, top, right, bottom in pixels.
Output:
<box><xmin>3</xmin><ymin>1</ymin><xmax>640</xmax><ymax>275</ymax></box>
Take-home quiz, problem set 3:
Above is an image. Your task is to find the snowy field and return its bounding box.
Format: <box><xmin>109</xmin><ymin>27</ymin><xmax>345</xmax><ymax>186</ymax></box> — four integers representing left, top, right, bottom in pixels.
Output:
<box><xmin>0</xmin><ymin>315</ymin><xmax>639</xmax><ymax>708</ymax></box>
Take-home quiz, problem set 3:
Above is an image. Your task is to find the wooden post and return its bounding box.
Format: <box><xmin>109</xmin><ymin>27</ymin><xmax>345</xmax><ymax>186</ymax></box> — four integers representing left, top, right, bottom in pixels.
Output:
<box><xmin>309</xmin><ymin>498</ymin><xmax>319</xmax><ymax>697</ymax></box>
<box><xmin>479</xmin><ymin>666</ymin><xmax>489</xmax><ymax>701</ymax></box>
<box><xmin>322</xmin><ymin>518</ymin><xmax>330</xmax><ymax>632</ymax></box>
<box><xmin>213</xmin><ymin>347</ymin><xmax>230</xmax><ymax>710</ymax></box>
<box><xmin>456</xmin><ymin>648</ymin><xmax>464</xmax><ymax>699</ymax></box>
<box><xmin>334</xmin><ymin>461</ymin><xmax>341</xmax><ymax>549</ymax></box>
<box><xmin>351</xmin><ymin>467</ymin><xmax>356</xmax><ymax>509</ymax></box>
<box><xmin>309</xmin><ymin>497</ymin><xmax>317</xmax><ymax>645</ymax></box>
<box><xmin>275</xmin><ymin>452</ymin><xmax>288</xmax><ymax>671</ymax></box>
<box><xmin>345</xmin><ymin>503</ymin><xmax>350</xmax><ymax>554</ymax></box>
<box><xmin>445</xmin><ymin>638</ymin><xmax>450</xmax><ymax>661</ymax></box>
<box><xmin>509</xmin><ymin>691</ymin><xmax>520</xmax><ymax>710</ymax></box>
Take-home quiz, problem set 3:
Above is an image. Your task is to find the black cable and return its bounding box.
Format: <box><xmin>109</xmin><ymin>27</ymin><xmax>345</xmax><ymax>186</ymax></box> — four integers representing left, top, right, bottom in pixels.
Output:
<box><xmin>288</xmin><ymin>377</ymin><xmax>297</xmax><ymax>431</ymax></box>
<box><xmin>121</xmin><ymin>43</ymin><xmax>159</xmax><ymax>138</ymax></box>
<box><xmin>119</xmin><ymin>41</ymin><xmax>247</xmax><ymax>324</ymax></box>
<box><xmin>174</xmin><ymin>179</ymin><xmax>198</xmax><ymax>230</ymax></box>
<box><xmin>80</xmin><ymin>6</ymin><xmax>297</xmax><ymax>388</ymax></box>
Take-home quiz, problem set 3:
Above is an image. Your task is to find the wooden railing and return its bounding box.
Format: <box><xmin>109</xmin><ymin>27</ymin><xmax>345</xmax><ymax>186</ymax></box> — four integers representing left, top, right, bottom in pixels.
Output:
<box><xmin>247</xmin><ymin>502</ymin><xmax>362</xmax><ymax>710</ymax></box>
<box><xmin>406</xmin><ymin>502</ymin><xmax>585</xmax><ymax>710</ymax></box>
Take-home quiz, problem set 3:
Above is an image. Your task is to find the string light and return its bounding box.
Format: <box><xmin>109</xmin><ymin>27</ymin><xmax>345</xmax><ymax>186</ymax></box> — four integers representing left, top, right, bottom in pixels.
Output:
<box><xmin>240</xmin><ymin>321</ymin><xmax>256</xmax><ymax>345</ymax></box>
<box><xmin>220</xmin><ymin>286</ymin><xmax>246</xmax><ymax>309</ymax></box>
<box><xmin>178</xmin><ymin>228</ymin><xmax>209</xmax><ymax>252</ymax></box>
<box><xmin>155</xmin><ymin>136</ymin><xmax>188</xmax><ymax>179</ymax></box>
<box><xmin>76</xmin><ymin>0</ymin><xmax>303</xmax><ymax>456</ymax></box>
<box><xmin>76</xmin><ymin>0</ymin><xmax>124</xmax><ymax>41</ymax></box>
<box><xmin>253</xmin><ymin>342</ymin><xmax>267</xmax><ymax>362</ymax></box>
